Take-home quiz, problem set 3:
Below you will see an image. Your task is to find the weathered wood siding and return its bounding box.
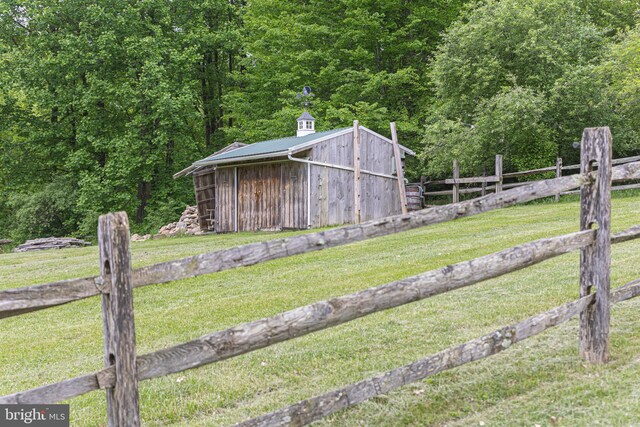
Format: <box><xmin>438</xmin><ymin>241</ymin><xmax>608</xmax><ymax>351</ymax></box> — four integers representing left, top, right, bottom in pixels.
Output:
<box><xmin>237</xmin><ymin>163</ymin><xmax>282</xmax><ymax>231</ymax></box>
<box><xmin>308</xmin><ymin>133</ymin><xmax>355</xmax><ymax>227</ymax></box>
<box><xmin>281</xmin><ymin>162</ymin><xmax>308</xmax><ymax>229</ymax></box>
<box><xmin>309</xmin><ymin>128</ymin><xmax>401</xmax><ymax>227</ymax></box>
<box><xmin>192</xmin><ymin>166</ymin><xmax>216</xmax><ymax>230</ymax></box>
<box><xmin>359</xmin><ymin>129</ymin><xmax>401</xmax><ymax>221</ymax></box>
<box><xmin>214</xmin><ymin>168</ymin><xmax>236</xmax><ymax>233</ymax></box>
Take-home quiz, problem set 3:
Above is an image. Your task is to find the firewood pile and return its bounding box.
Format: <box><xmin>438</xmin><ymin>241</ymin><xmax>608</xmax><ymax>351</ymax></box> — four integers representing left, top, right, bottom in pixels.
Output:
<box><xmin>14</xmin><ymin>237</ymin><xmax>91</xmax><ymax>252</ymax></box>
<box><xmin>157</xmin><ymin>206</ymin><xmax>202</xmax><ymax>236</ymax></box>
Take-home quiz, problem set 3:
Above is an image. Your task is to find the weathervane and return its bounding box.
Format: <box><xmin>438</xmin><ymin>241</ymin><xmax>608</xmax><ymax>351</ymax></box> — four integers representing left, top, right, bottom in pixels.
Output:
<box><xmin>296</xmin><ymin>86</ymin><xmax>314</xmax><ymax>109</ymax></box>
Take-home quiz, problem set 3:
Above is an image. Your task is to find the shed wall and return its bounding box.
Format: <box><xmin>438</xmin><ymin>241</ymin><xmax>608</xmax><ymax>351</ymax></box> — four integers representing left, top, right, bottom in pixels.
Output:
<box><xmin>359</xmin><ymin>129</ymin><xmax>401</xmax><ymax>221</ymax></box>
<box><xmin>308</xmin><ymin>128</ymin><xmax>402</xmax><ymax>227</ymax></box>
<box><xmin>281</xmin><ymin>162</ymin><xmax>308</xmax><ymax>229</ymax></box>
<box><xmin>215</xmin><ymin>161</ymin><xmax>308</xmax><ymax>232</ymax></box>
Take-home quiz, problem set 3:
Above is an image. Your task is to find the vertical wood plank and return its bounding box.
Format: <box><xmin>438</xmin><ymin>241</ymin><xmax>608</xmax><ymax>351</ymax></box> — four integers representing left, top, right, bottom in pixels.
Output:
<box><xmin>495</xmin><ymin>155</ymin><xmax>503</xmax><ymax>193</ymax></box>
<box><xmin>452</xmin><ymin>159</ymin><xmax>460</xmax><ymax>204</ymax></box>
<box><xmin>579</xmin><ymin>127</ymin><xmax>612</xmax><ymax>364</ymax></box>
<box><xmin>390</xmin><ymin>122</ymin><xmax>408</xmax><ymax>214</ymax></box>
<box><xmin>353</xmin><ymin>120</ymin><xmax>361</xmax><ymax>223</ymax></box>
<box><xmin>555</xmin><ymin>157</ymin><xmax>563</xmax><ymax>203</ymax></box>
<box><xmin>234</xmin><ymin>167</ymin><xmax>238</xmax><ymax>232</ymax></box>
<box><xmin>98</xmin><ymin>212</ymin><xmax>140</xmax><ymax>427</ymax></box>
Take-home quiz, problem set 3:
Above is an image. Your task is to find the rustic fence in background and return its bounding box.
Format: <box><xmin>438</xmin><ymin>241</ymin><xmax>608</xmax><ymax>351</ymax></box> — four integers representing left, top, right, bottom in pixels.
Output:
<box><xmin>421</xmin><ymin>153</ymin><xmax>640</xmax><ymax>204</ymax></box>
<box><xmin>2</xmin><ymin>128</ymin><xmax>640</xmax><ymax>427</ymax></box>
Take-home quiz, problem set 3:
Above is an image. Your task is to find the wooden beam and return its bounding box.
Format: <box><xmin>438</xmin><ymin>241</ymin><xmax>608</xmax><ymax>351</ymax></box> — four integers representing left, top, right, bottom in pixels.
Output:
<box><xmin>611</xmin><ymin>224</ymin><xmax>640</xmax><ymax>244</ymax></box>
<box><xmin>390</xmin><ymin>122</ymin><xmax>408</xmax><ymax>214</ymax></box>
<box><xmin>502</xmin><ymin>165</ymin><xmax>556</xmax><ymax>178</ymax></box>
<box><xmin>563</xmin><ymin>154</ymin><xmax>640</xmax><ymax>171</ymax></box>
<box><xmin>579</xmin><ymin>127</ymin><xmax>612</xmax><ymax>364</ymax></box>
<box><xmin>452</xmin><ymin>159</ymin><xmax>460</xmax><ymax>203</ymax></box>
<box><xmin>445</xmin><ymin>176</ymin><xmax>500</xmax><ymax>185</ymax></box>
<box><xmin>233</xmin><ymin>294</ymin><xmax>594</xmax><ymax>427</ymax></box>
<box><xmin>353</xmin><ymin>120</ymin><xmax>361</xmax><ymax>224</ymax></box>
<box><xmin>98</xmin><ymin>212</ymin><xmax>140</xmax><ymax>426</ymax></box>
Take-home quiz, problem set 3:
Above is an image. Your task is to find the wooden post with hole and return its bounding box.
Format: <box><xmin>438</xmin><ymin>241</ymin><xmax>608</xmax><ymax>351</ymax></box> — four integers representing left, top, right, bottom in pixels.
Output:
<box><xmin>452</xmin><ymin>159</ymin><xmax>460</xmax><ymax>204</ymax></box>
<box><xmin>579</xmin><ymin>127</ymin><xmax>612</xmax><ymax>364</ymax></box>
<box><xmin>98</xmin><ymin>212</ymin><xmax>140</xmax><ymax>426</ymax></box>
<box><xmin>353</xmin><ymin>120</ymin><xmax>361</xmax><ymax>223</ymax></box>
<box><xmin>555</xmin><ymin>157</ymin><xmax>563</xmax><ymax>202</ymax></box>
<box><xmin>495</xmin><ymin>155</ymin><xmax>503</xmax><ymax>193</ymax></box>
<box><xmin>390</xmin><ymin>122</ymin><xmax>408</xmax><ymax>214</ymax></box>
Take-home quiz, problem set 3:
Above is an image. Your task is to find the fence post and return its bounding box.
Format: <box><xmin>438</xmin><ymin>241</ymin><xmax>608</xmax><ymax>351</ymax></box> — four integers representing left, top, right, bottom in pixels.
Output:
<box><xmin>579</xmin><ymin>127</ymin><xmax>612</xmax><ymax>364</ymax></box>
<box><xmin>495</xmin><ymin>155</ymin><xmax>503</xmax><ymax>193</ymax></box>
<box><xmin>452</xmin><ymin>159</ymin><xmax>460</xmax><ymax>203</ymax></box>
<box><xmin>98</xmin><ymin>212</ymin><xmax>141</xmax><ymax>426</ymax></box>
<box><xmin>555</xmin><ymin>157</ymin><xmax>563</xmax><ymax>202</ymax></box>
<box><xmin>481</xmin><ymin>168</ymin><xmax>487</xmax><ymax>196</ymax></box>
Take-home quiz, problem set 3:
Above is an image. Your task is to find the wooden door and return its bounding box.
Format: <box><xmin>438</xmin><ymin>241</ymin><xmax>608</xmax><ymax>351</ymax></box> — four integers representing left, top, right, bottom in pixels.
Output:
<box><xmin>282</xmin><ymin>162</ymin><xmax>308</xmax><ymax>229</ymax></box>
<box><xmin>215</xmin><ymin>168</ymin><xmax>236</xmax><ymax>232</ymax></box>
<box><xmin>237</xmin><ymin>163</ymin><xmax>283</xmax><ymax>231</ymax></box>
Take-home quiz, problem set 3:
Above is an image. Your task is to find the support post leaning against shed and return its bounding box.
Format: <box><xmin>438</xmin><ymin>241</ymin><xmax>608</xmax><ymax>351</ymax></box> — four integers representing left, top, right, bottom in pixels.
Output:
<box><xmin>579</xmin><ymin>127</ymin><xmax>612</xmax><ymax>364</ymax></box>
<box><xmin>98</xmin><ymin>212</ymin><xmax>141</xmax><ymax>426</ymax></box>
<box><xmin>390</xmin><ymin>122</ymin><xmax>408</xmax><ymax>214</ymax></box>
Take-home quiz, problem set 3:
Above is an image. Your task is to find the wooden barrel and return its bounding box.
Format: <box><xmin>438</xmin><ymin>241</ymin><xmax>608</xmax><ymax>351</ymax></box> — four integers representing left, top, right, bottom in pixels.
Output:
<box><xmin>405</xmin><ymin>184</ymin><xmax>423</xmax><ymax>211</ymax></box>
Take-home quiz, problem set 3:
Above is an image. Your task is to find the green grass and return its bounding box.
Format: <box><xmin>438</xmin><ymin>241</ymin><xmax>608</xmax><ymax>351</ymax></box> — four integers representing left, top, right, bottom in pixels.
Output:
<box><xmin>1</xmin><ymin>194</ymin><xmax>640</xmax><ymax>426</ymax></box>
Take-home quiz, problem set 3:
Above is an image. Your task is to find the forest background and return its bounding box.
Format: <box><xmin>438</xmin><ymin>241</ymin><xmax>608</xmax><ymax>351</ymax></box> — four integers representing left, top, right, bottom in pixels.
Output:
<box><xmin>0</xmin><ymin>0</ymin><xmax>639</xmax><ymax>240</ymax></box>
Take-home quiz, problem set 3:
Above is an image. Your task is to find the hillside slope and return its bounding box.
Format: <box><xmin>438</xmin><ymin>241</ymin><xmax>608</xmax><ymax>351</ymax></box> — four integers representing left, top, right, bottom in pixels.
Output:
<box><xmin>1</xmin><ymin>194</ymin><xmax>639</xmax><ymax>426</ymax></box>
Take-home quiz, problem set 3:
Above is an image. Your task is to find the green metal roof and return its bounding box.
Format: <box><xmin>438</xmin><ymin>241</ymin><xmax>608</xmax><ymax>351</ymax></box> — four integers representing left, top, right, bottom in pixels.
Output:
<box><xmin>192</xmin><ymin>128</ymin><xmax>350</xmax><ymax>166</ymax></box>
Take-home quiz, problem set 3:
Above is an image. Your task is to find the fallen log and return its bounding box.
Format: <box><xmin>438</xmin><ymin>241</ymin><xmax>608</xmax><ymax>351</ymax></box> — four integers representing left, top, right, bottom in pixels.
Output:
<box><xmin>14</xmin><ymin>237</ymin><xmax>91</xmax><ymax>253</ymax></box>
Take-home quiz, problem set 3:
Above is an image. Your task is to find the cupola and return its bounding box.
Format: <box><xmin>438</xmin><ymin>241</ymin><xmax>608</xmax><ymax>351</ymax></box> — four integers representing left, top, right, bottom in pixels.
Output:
<box><xmin>296</xmin><ymin>111</ymin><xmax>315</xmax><ymax>137</ymax></box>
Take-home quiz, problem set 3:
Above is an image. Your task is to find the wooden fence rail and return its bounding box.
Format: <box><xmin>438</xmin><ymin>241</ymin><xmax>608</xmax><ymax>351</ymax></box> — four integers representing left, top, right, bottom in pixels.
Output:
<box><xmin>424</xmin><ymin>152</ymin><xmax>640</xmax><ymax>201</ymax></box>
<box><xmin>2</xmin><ymin>127</ymin><xmax>640</xmax><ymax>426</ymax></box>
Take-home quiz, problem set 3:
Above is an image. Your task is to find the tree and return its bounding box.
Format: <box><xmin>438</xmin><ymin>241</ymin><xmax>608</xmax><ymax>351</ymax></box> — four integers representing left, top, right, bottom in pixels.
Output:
<box><xmin>600</xmin><ymin>24</ymin><xmax>640</xmax><ymax>155</ymax></box>
<box><xmin>423</xmin><ymin>0</ymin><xmax>612</xmax><ymax>176</ymax></box>
<box><xmin>0</xmin><ymin>0</ymin><xmax>244</xmax><ymax>238</ymax></box>
<box><xmin>225</xmin><ymin>0</ymin><xmax>467</xmax><ymax>162</ymax></box>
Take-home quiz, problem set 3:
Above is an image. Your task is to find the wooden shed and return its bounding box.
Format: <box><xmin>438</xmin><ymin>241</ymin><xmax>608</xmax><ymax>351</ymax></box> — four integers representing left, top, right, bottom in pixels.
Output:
<box><xmin>174</xmin><ymin>116</ymin><xmax>415</xmax><ymax>232</ymax></box>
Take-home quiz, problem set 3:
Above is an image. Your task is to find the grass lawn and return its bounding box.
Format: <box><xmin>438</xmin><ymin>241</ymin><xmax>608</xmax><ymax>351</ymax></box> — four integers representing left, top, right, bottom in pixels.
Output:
<box><xmin>1</xmin><ymin>194</ymin><xmax>640</xmax><ymax>426</ymax></box>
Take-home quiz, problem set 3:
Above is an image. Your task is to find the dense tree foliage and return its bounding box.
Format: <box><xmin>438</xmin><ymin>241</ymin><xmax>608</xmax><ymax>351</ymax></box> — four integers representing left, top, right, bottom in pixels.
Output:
<box><xmin>422</xmin><ymin>0</ymin><xmax>640</xmax><ymax>177</ymax></box>
<box><xmin>0</xmin><ymin>0</ymin><xmax>638</xmax><ymax>241</ymax></box>
<box><xmin>0</xmin><ymin>0</ymin><xmax>241</xmax><ymax>239</ymax></box>
<box><xmin>225</xmin><ymin>0</ymin><xmax>466</xmax><ymax>152</ymax></box>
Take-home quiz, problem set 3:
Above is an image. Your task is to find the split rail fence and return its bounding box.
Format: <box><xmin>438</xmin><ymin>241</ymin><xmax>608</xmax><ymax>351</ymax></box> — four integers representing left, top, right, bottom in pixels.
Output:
<box><xmin>2</xmin><ymin>127</ymin><xmax>640</xmax><ymax>426</ymax></box>
<box><xmin>423</xmin><ymin>153</ymin><xmax>640</xmax><ymax>204</ymax></box>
